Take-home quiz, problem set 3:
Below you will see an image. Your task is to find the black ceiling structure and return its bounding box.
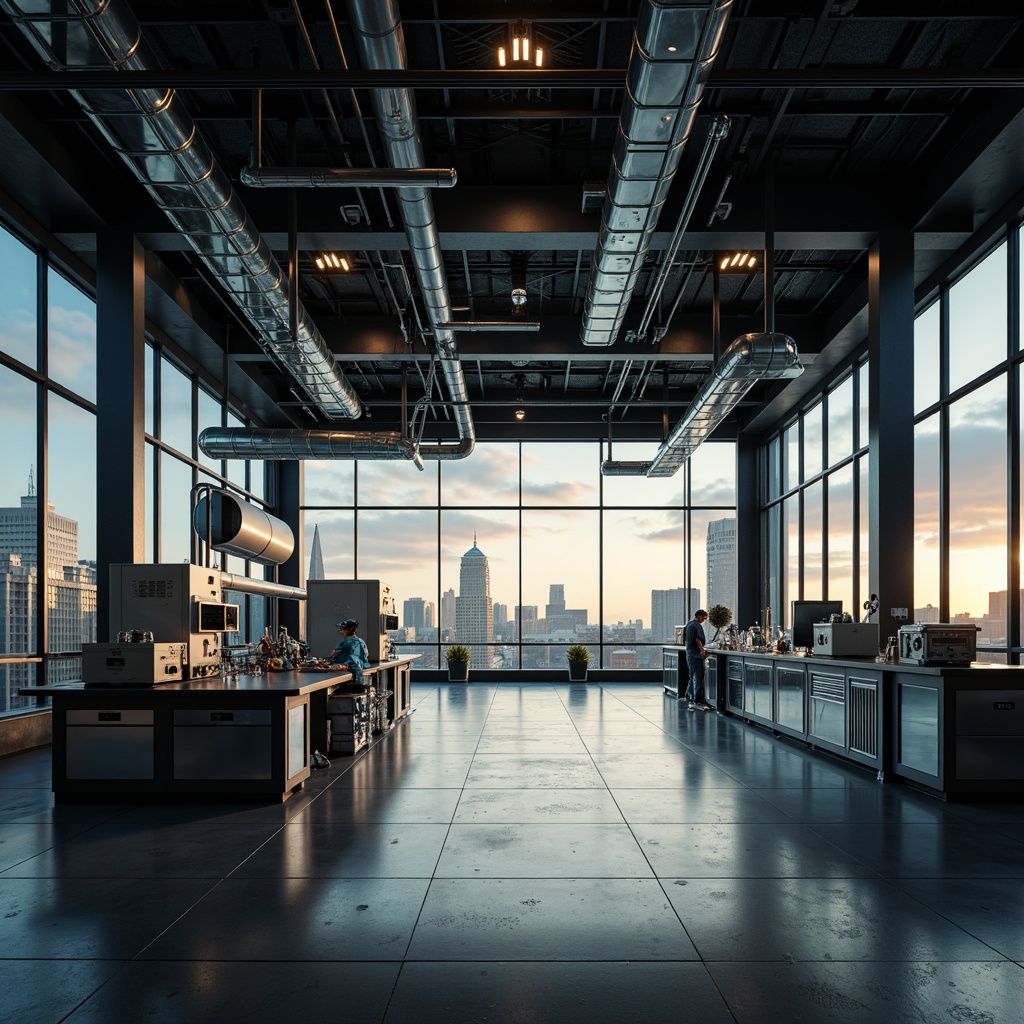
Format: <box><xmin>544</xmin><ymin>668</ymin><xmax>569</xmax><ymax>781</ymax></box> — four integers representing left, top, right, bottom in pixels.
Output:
<box><xmin>1</xmin><ymin>0</ymin><xmax>1022</xmax><ymax>446</ymax></box>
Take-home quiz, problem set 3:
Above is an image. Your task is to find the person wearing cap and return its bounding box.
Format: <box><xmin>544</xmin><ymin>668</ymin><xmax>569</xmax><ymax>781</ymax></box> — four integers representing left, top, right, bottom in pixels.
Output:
<box><xmin>328</xmin><ymin>619</ymin><xmax>371</xmax><ymax>686</ymax></box>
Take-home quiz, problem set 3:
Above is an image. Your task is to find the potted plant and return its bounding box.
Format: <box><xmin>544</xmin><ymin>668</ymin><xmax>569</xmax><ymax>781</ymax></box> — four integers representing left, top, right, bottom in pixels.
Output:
<box><xmin>707</xmin><ymin>604</ymin><xmax>732</xmax><ymax>645</ymax></box>
<box><xmin>445</xmin><ymin>644</ymin><xmax>471</xmax><ymax>682</ymax></box>
<box><xmin>566</xmin><ymin>644</ymin><xmax>591</xmax><ymax>682</ymax></box>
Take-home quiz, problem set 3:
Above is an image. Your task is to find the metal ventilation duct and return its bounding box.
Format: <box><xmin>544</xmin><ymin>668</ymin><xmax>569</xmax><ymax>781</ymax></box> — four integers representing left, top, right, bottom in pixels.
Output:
<box><xmin>602</xmin><ymin>333</ymin><xmax>804</xmax><ymax>477</ymax></box>
<box><xmin>582</xmin><ymin>0</ymin><xmax>734</xmax><ymax>347</ymax></box>
<box><xmin>0</xmin><ymin>0</ymin><xmax>363</xmax><ymax>421</ymax></box>
<box><xmin>345</xmin><ymin>0</ymin><xmax>475</xmax><ymax>459</ymax></box>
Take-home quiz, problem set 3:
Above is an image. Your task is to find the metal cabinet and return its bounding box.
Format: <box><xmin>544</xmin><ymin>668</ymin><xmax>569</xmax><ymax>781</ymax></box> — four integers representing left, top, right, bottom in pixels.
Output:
<box><xmin>743</xmin><ymin>659</ymin><xmax>773</xmax><ymax>723</ymax></box>
<box><xmin>727</xmin><ymin>658</ymin><xmax>744</xmax><ymax>712</ymax></box>
<box><xmin>774</xmin><ymin>663</ymin><xmax>805</xmax><ymax>736</ymax></box>
<box><xmin>705</xmin><ymin>654</ymin><xmax>720</xmax><ymax>708</ymax></box>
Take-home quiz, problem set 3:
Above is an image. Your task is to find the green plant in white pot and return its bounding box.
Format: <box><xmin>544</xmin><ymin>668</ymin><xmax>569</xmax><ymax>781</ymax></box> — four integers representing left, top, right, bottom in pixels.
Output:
<box><xmin>445</xmin><ymin>644</ymin><xmax>471</xmax><ymax>682</ymax></box>
<box><xmin>566</xmin><ymin>644</ymin><xmax>591</xmax><ymax>682</ymax></box>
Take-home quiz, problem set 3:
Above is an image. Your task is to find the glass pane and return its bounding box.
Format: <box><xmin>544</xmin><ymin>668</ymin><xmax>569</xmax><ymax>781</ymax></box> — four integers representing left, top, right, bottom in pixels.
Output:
<box><xmin>826</xmin><ymin>464</ymin><xmax>854</xmax><ymax>614</ymax></box>
<box><xmin>692</xmin><ymin>509</ymin><xmax>736</xmax><ymax>627</ymax></box>
<box><xmin>767</xmin><ymin>437</ymin><xmax>780</xmax><ymax>502</ymax></box>
<box><xmin>690</xmin><ymin>441</ymin><xmax>736</xmax><ymax>505</ymax></box>
<box><xmin>358</xmin><ymin>458</ymin><xmax>437</xmax><ymax>507</ymax></box>
<box><xmin>784</xmin><ymin>493</ymin><xmax>800</xmax><ymax>611</ymax></box>
<box><xmin>159</xmin><ymin>357</ymin><xmax>192</xmax><ymax>457</ymax></box>
<box><xmin>0</xmin><ymin>368</ymin><xmax>39</xmax><ymax>687</ymax></box>
<box><xmin>858</xmin><ymin>455</ymin><xmax>870</xmax><ymax>616</ymax></box>
<box><xmin>857</xmin><ymin>361</ymin><xmax>869</xmax><ymax>452</ymax></box>
<box><xmin>521</xmin><ymin>510</ymin><xmax>597</xmax><ymax>658</ymax></box>
<box><xmin>603</xmin><ymin>508</ymin><xmax>685</xmax><ymax>659</ymax></box>
<box><xmin>602</xmin><ymin>442</ymin><xmax>685</xmax><ymax>507</ymax></box>
<box><xmin>803</xmin><ymin>480</ymin><xmax>823</xmax><ymax>600</ymax></box>
<box><xmin>145</xmin><ymin>343</ymin><xmax>155</xmax><ymax>437</ymax></box>
<box><xmin>145</xmin><ymin>441</ymin><xmax>155</xmax><ymax>562</ymax></box>
<box><xmin>0</xmin><ymin>227</ymin><xmax>37</xmax><ymax>369</ymax></box>
<box><xmin>249</xmin><ymin>461</ymin><xmax>265</xmax><ymax>501</ymax></box>
<box><xmin>302</xmin><ymin>510</ymin><xmax>354</xmax><ymax>582</ymax></box>
<box><xmin>225</xmin><ymin>408</ymin><xmax>245</xmax><ymax>490</ymax></box>
<box><xmin>46</xmin><ymin>395</ymin><xmax>97</xmax><ymax>670</ymax></box>
<box><xmin>914</xmin><ymin>303</ymin><xmax>940</xmax><ymax>414</ymax></box>
<box><xmin>949</xmin><ymin>242</ymin><xmax>1007</xmax><ymax>394</ymax></box>
<box><xmin>522</xmin><ymin>442</ymin><xmax>598</xmax><ymax>505</ymax></box>
<box><xmin>441</xmin><ymin>509</ymin><xmax>518</xmax><ymax>669</ymax></box>
<box><xmin>949</xmin><ymin>375</ymin><xmax>1006</xmax><ymax>643</ymax></box>
<box><xmin>197</xmin><ymin>386</ymin><xmax>222</xmax><ymax>475</ymax></box>
<box><xmin>47</xmin><ymin>269</ymin><xmax>96</xmax><ymax>403</ymax></box>
<box><xmin>827</xmin><ymin>376</ymin><xmax>854</xmax><ymax>466</ymax></box>
<box><xmin>784</xmin><ymin>423</ymin><xmax>800</xmax><ymax>491</ymax></box>
<box><xmin>305</xmin><ymin>461</ymin><xmax>355</xmax><ymax>506</ymax></box>
<box><xmin>159</xmin><ymin>453</ymin><xmax>193</xmax><ymax>564</ymax></box>
<box><xmin>914</xmin><ymin>416</ymin><xmax>940</xmax><ymax>619</ymax></box>
<box><xmin>803</xmin><ymin>402</ymin><xmax>823</xmax><ymax>480</ymax></box>
<box><xmin>765</xmin><ymin>502</ymin><xmax>781</xmax><ymax>631</ymax></box>
<box><xmin>442</xmin><ymin>443</ymin><xmax>519</xmax><ymax>506</ymax></box>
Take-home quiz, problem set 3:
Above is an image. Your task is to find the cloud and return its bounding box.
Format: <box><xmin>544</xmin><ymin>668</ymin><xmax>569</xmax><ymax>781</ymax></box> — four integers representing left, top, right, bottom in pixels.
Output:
<box><xmin>47</xmin><ymin>304</ymin><xmax>96</xmax><ymax>397</ymax></box>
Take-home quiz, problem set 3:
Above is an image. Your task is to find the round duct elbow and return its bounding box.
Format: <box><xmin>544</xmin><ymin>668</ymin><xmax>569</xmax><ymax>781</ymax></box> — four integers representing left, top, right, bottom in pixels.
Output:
<box><xmin>193</xmin><ymin>490</ymin><xmax>294</xmax><ymax>566</ymax></box>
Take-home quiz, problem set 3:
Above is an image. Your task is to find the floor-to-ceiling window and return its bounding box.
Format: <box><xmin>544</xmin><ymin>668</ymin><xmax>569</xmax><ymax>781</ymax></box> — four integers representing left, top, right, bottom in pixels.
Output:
<box><xmin>301</xmin><ymin>440</ymin><xmax>737</xmax><ymax>671</ymax></box>
<box><xmin>761</xmin><ymin>360</ymin><xmax>870</xmax><ymax>640</ymax></box>
<box><xmin>913</xmin><ymin>234</ymin><xmax>1018</xmax><ymax>662</ymax></box>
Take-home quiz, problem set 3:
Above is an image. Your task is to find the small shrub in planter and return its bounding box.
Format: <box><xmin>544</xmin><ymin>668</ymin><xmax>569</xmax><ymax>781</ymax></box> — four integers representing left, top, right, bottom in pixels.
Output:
<box><xmin>445</xmin><ymin>644</ymin><xmax>471</xmax><ymax>681</ymax></box>
<box><xmin>566</xmin><ymin>644</ymin><xmax>591</xmax><ymax>682</ymax></box>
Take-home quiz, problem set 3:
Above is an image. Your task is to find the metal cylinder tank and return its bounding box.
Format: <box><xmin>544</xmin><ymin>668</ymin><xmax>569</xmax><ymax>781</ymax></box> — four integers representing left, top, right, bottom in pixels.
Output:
<box><xmin>193</xmin><ymin>490</ymin><xmax>294</xmax><ymax>565</ymax></box>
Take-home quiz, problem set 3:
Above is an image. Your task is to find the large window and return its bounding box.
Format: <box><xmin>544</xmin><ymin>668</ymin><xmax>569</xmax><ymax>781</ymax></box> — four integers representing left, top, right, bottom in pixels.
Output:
<box><xmin>300</xmin><ymin>440</ymin><xmax>737</xmax><ymax>670</ymax></box>
<box><xmin>761</xmin><ymin>362</ymin><xmax>870</xmax><ymax>640</ymax></box>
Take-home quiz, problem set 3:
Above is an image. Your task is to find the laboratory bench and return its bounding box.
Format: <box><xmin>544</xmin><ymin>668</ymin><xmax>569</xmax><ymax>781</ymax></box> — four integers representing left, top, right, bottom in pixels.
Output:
<box><xmin>664</xmin><ymin>645</ymin><xmax>1024</xmax><ymax>796</ymax></box>
<box><xmin>24</xmin><ymin>655</ymin><xmax>416</xmax><ymax>802</ymax></box>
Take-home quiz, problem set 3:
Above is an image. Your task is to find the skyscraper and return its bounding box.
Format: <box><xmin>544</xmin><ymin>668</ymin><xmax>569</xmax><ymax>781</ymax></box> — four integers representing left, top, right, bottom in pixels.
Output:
<box><xmin>651</xmin><ymin>587</ymin><xmax>700</xmax><ymax>643</ymax></box>
<box><xmin>307</xmin><ymin>524</ymin><xmax>326</xmax><ymax>581</ymax></box>
<box><xmin>440</xmin><ymin>588</ymin><xmax>456</xmax><ymax>639</ymax></box>
<box><xmin>404</xmin><ymin>596</ymin><xmax>427</xmax><ymax>629</ymax></box>
<box><xmin>0</xmin><ymin>471</ymin><xmax>97</xmax><ymax>709</ymax></box>
<box><xmin>456</xmin><ymin>535</ymin><xmax>493</xmax><ymax>668</ymax></box>
<box><xmin>706</xmin><ymin>517</ymin><xmax>738</xmax><ymax>615</ymax></box>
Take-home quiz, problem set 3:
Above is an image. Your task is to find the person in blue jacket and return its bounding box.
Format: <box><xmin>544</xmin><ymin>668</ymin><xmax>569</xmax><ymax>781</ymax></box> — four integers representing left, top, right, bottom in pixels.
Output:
<box><xmin>329</xmin><ymin>619</ymin><xmax>371</xmax><ymax>686</ymax></box>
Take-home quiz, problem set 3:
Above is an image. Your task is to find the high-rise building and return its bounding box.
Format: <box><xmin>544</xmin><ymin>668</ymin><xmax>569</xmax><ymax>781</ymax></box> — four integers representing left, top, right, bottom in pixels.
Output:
<box><xmin>456</xmin><ymin>536</ymin><xmax>493</xmax><ymax>668</ymax></box>
<box><xmin>0</xmin><ymin>473</ymin><xmax>97</xmax><ymax>709</ymax></box>
<box><xmin>493</xmin><ymin>602</ymin><xmax>508</xmax><ymax>634</ymax></box>
<box><xmin>514</xmin><ymin>605</ymin><xmax>538</xmax><ymax>640</ymax></box>
<box><xmin>404</xmin><ymin>596</ymin><xmax>427</xmax><ymax>629</ymax></box>
<box><xmin>307</xmin><ymin>524</ymin><xmax>326</xmax><ymax>581</ymax></box>
<box><xmin>424</xmin><ymin>601</ymin><xmax>436</xmax><ymax>629</ymax></box>
<box><xmin>706</xmin><ymin>517</ymin><xmax>738</xmax><ymax>615</ymax></box>
<box><xmin>441</xmin><ymin>588</ymin><xmax>456</xmax><ymax>636</ymax></box>
<box><xmin>651</xmin><ymin>587</ymin><xmax>700</xmax><ymax>643</ymax></box>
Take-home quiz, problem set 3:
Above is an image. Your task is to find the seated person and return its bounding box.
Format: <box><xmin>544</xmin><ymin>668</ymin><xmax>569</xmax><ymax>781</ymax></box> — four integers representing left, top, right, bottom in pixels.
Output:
<box><xmin>328</xmin><ymin>619</ymin><xmax>371</xmax><ymax>686</ymax></box>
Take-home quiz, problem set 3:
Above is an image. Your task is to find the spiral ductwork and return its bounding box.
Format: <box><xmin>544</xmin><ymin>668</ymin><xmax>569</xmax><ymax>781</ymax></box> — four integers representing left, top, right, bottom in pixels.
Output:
<box><xmin>582</xmin><ymin>0</ymin><xmax>735</xmax><ymax>347</ymax></box>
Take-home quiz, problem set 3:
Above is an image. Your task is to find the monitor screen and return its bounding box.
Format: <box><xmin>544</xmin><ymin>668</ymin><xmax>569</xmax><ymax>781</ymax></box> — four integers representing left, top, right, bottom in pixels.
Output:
<box><xmin>791</xmin><ymin>600</ymin><xmax>843</xmax><ymax>650</ymax></box>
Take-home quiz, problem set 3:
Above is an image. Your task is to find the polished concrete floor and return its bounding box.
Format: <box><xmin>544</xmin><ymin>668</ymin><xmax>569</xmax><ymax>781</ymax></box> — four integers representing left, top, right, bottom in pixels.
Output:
<box><xmin>2</xmin><ymin>682</ymin><xmax>1024</xmax><ymax>1023</ymax></box>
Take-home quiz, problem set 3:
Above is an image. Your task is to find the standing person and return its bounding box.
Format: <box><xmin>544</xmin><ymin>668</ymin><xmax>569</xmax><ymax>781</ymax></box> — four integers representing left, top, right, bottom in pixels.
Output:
<box><xmin>328</xmin><ymin>619</ymin><xmax>371</xmax><ymax>686</ymax></box>
<box><xmin>684</xmin><ymin>609</ymin><xmax>713</xmax><ymax>711</ymax></box>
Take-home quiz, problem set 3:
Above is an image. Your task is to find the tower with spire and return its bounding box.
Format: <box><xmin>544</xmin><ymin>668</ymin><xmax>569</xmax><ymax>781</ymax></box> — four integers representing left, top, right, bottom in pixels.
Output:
<box><xmin>456</xmin><ymin>534</ymin><xmax>493</xmax><ymax>669</ymax></box>
<box><xmin>307</xmin><ymin>524</ymin><xmax>326</xmax><ymax>581</ymax></box>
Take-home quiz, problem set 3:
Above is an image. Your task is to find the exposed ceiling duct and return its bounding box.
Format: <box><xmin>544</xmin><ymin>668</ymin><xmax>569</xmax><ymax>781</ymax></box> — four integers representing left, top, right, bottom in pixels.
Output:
<box><xmin>582</xmin><ymin>0</ymin><xmax>734</xmax><ymax>347</ymax></box>
<box><xmin>602</xmin><ymin>332</ymin><xmax>804</xmax><ymax>477</ymax></box>
<box><xmin>343</xmin><ymin>0</ymin><xmax>475</xmax><ymax>460</ymax></box>
<box><xmin>0</xmin><ymin>0</ymin><xmax>364</xmax><ymax>421</ymax></box>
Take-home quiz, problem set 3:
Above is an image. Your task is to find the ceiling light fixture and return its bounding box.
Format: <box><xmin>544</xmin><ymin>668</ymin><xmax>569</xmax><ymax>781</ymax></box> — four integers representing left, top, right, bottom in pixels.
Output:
<box><xmin>314</xmin><ymin>253</ymin><xmax>350</xmax><ymax>272</ymax></box>
<box><xmin>498</xmin><ymin>21</ymin><xmax>543</xmax><ymax>68</ymax></box>
<box><xmin>718</xmin><ymin>251</ymin><xmax>758</xmax><ymax>272</ymax></box>
<box><xmin>513</xmin><ymin>373</ymin><xmax>527</xmax><ymax>421</ymax></box>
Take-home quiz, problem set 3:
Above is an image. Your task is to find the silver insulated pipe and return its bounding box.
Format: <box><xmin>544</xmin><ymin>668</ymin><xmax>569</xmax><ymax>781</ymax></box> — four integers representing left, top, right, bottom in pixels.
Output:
<box><xmin>602</xmin><ymin>333</ymin><xmax>804</xmax><ymax>476</ymax></box>
<box><xmin>0</xmin><ymin>0</ymin><xmax>363</xmax><ymax>420</ymax></box>
<box><xmin>582</xmin><ymin>0</ymin><xmax>734</xmax><ymax>346</ymax></box>
<box><xmin>345</xmin><ymin>0</ymin><xmax>475</xmax><ymax>458</ymax></box>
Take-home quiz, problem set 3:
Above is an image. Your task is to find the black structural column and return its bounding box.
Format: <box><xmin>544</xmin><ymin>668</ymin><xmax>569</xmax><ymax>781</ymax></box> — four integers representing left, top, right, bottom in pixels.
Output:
<box><xmin>95</xmin><ymin>232</ymin><xmax>147</xmax><ymax>641</ymax></box>
<box><xmin>736</xmin><ymin>431</ymin><xmax>759</xmax><ymax>630</ymax></box>
<box><xmin>277</xmin><ymin>459</ymin><xmax>303</xmax><ymax>638</ymax></box>
<box><xmin>868</xmin><ymin>232</ymin><xmax>915</xmax><ymax>643</ymax></box>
